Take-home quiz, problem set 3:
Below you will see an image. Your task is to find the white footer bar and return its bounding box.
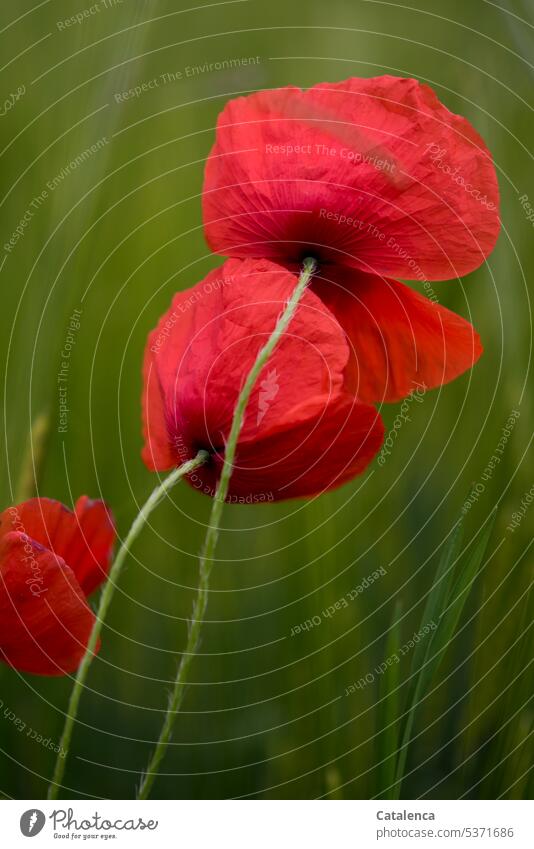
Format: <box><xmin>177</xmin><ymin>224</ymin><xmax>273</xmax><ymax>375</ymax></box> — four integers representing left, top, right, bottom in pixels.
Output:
<box><xmin>2</xmin><ymin>799</ymin><xmax>532</xmax><ymax>848</ymax></box>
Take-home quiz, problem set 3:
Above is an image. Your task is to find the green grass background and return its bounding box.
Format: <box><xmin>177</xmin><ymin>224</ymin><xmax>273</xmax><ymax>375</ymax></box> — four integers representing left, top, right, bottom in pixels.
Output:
<box><xmin>0</xmin><ymin>0</ymin><xmax>532</xmax><ymax>799</ymax></box>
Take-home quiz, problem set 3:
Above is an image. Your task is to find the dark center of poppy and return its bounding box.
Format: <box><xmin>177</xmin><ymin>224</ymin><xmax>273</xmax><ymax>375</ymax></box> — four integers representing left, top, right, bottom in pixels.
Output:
<box><xmin>296</xmin><ymin>248</ymin><xmax>320</xmax><ymax>266</ymax></box>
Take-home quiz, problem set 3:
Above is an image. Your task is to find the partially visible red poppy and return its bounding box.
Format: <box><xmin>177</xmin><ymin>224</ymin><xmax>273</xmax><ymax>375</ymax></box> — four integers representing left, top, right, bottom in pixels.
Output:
<box><xmin>142</xmin><ymin>258</ymin><xmax>384</xmax><ymax>500</ymax></box>
<box><xmin>0</xmin><ymin>497</ymin><xmax>115</xmax><ymax>676</ymax></box>
<box><xmin>203</xmin><ymin>75</ymin><xmax>499</xmax><ymax>281</ymax></box>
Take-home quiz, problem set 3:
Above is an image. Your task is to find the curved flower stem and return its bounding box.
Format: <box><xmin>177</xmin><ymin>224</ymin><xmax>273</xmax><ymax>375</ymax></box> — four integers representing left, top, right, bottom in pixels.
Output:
<box><xmin>48</xmin><ymin>451</ymin><xmax>209</xmax><ymax>801</ymax></box>
<box><xmin>137</xmin><ymin>256</ymin><xmax>317</xmax><ymax>799</ymax></box>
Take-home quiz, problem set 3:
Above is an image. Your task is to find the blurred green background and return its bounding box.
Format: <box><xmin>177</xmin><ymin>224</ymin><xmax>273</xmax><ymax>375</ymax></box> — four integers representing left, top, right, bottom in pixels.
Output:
<box><xmin>0</xmin><ymin>0</ymin><xmax>532</xmax><ymax>800</ymax></box>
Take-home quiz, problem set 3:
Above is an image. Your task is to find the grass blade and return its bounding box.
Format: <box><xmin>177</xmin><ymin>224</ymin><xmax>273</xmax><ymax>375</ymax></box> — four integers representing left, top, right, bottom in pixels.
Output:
<box><xmin>422</xmin><ymin>511</ymin><xmax>497</xmax><ymax>695</ymax></box>
<box><xmin>375</xmin><ymin>598</ymin><xmax>403</xmax><ymax>796</ymax></box>
<box><xmin>392</xmin><ymin>509</ymin><xmax>496</xmax><ymax>798</ymax></box>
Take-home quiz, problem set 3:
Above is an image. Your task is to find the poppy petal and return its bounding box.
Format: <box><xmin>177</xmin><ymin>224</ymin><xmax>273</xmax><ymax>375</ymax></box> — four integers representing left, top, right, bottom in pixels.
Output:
<box><xmin>189</xmin><ymin>394</ymin><xmax>384</xmax><ymax>501</ymax></box>
<box><xmin>0</xmin><ymin>498</ymin><xmax>115</xmax><ymax>597</ymax></box>
<box><xmin>203</xmin><ymin>76</ymin><xmax>499</xmax><ymax>280</ymax></box>
<box><xmin>313</xmin><ymin>267</ymin><xmax>483</xmax><ymax>404</ymax></box>
<box><xmin>71</xmin><ymin>497</ymin><xmax>116</xmax><ymax>596</ymax></box>
<box><xmin>0</xmin><ymin>532</ymin><xmax>98</xmax><ymax>676</ymax></box>
<box><xmin>142</xmin><ymin>258</ymin><xmax>350</xmax><ymax>469</ymax></box>
<box><xmin>142</xmin><ymin>349</ymin><xmax>178</xmax><ymax>471</ymax></box>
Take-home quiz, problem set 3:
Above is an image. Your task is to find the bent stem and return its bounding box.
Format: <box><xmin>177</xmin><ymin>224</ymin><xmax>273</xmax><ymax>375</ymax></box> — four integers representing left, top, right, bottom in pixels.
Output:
<box><xmin>48</xmin><ymin>451</ymin><xmax>209</xmax><ymax>800</ymax></box>
<box><xmin>137</xmin><ymin>256</ymin><xmax>318</xmax><ymax>799</ymax></box>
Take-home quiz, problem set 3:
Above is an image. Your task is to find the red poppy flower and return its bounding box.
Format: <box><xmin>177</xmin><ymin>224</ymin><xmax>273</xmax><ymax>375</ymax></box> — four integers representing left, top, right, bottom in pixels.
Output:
<box><xmin>0</xmin><ymin>497</ymin><xmax>115</xmax><ymax>675</ymax></box>
<box><xmin>203</xmin><ymin>75</ymin><xmax>499</xmax><ymax>279</ymax></box>
<box><xmin>142</xmin><ymin>258</ymin><xmax>384</xmax><ymax>500</ymax></box>
<box><xmin>202</xmin><ymin>76</ymin><xmax>496</xmax><ymax>402</ymax></box>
